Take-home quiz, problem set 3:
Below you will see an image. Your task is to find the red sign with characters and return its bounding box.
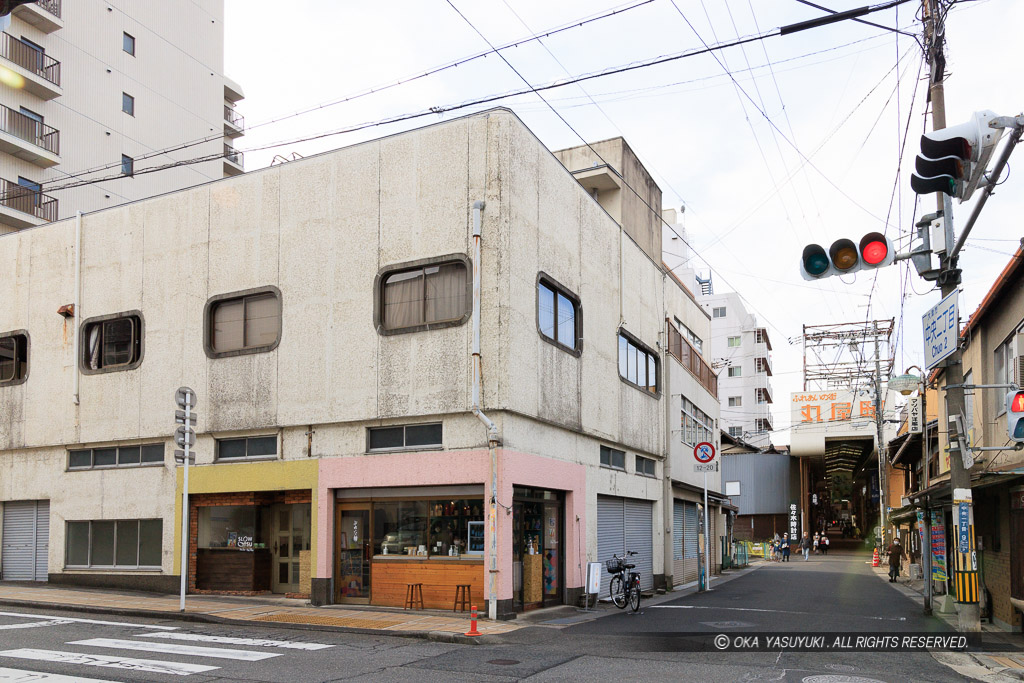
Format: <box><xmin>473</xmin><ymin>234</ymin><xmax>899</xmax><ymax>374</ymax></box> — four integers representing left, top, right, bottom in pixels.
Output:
<box><xmin>693</xmin><ymin>442</ymin><xmax>715</xmax><ymax>463</ymax></box>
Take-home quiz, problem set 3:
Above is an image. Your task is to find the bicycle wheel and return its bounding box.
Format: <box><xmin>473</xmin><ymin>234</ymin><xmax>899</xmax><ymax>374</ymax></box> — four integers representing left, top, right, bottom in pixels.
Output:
<box><xmin>628</xmin><ymin>578</ymin><xmax>641</xmax><ymax>612</ymax></box>
<box><xmin>610</xmin><ymin>574</ymin><xmax>626</xmax><ymax>608</ymax></box>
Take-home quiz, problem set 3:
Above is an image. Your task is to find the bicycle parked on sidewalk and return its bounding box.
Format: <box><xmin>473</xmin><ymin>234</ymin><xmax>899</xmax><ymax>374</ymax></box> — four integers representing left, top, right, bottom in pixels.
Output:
<box><xmin>606</xmin><ymin>551</ymin><xmax>641</xmax><ymax>612</ymax></box>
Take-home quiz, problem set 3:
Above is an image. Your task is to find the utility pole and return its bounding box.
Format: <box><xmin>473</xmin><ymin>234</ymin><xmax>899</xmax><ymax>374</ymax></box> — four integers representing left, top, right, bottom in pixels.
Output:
<box><xmin>873</xmin><ymin>321</ymin><xmax>887</xmax><ymax>551</ymax></box>
<box><xmin>922</xmin><ymin>0</ymin><xmax>980</xmax><ymax>632</ymax></box>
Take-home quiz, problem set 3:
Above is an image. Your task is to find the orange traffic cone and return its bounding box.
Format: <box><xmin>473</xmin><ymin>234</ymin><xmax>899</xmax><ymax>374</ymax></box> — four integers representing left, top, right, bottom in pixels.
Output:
<box><xmin>872</xmin><ymin>547</ymin><xmax>880</xmax><ymax>567</ymax></box>
<box><xmin>465</xmin><ymin>605</ymin><xmax>481</xmax><ymax>637</ymax></box>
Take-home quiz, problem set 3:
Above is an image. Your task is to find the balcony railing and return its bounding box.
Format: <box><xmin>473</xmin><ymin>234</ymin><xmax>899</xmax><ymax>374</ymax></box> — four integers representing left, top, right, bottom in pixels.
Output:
<box><xmin>35</xmin><ymin>0</ymin><xmax>61</xmax><ymax>18</ymax></box>
<box><xmin>223</xmin><ymin>145</ymin><xmax>242</xmax><ymax>166</ymax></box>
<box><xmin>0</xmin><ymin>104</ymin><xmax>59</xmax><ymax>155</ymax></box>
<box><xmin>0</xmin><ymin>33</ymin><xmax>60</xmax><ymax>85</ymax></box>
<box><xmin>224</xmin><ymin>104</ymin><xmax>244</xmax><ymax>129</ymax></box>
<box><xmin>667</xmin><ymin>321</ymin><xmax>718</xmax><ymax>398</ymax></box>
<box><xmin>0</xmin><ymin>178</ymin><xmax>57</xmax><ymax>222</ymax></box>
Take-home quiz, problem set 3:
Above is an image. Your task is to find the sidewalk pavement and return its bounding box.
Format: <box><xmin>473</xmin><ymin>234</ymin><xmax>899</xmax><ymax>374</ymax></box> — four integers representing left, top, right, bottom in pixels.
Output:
<box><xmin>870</xmin><ymin>560</ymin><xmax>1024</xmax><ymax>682</ymax></box>
<box><xmin>0</xmin><ymin>582</ymin><xmax>520</xmax><ymax>643</ymax></box>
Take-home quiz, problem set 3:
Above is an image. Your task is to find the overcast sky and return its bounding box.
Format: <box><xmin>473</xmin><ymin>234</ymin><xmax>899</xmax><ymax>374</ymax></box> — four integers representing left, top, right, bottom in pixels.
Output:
<box><xmin>224</xmin><ymin>0</ymin><xmax>1022</xmax><ymax>445</ymax></box>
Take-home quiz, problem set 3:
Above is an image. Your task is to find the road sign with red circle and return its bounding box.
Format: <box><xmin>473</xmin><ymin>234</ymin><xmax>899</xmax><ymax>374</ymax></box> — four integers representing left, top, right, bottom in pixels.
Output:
<box><xmin>693</xmin><ymin>442</ymin><xmax>716</xmax><ymax>463</ymax></box>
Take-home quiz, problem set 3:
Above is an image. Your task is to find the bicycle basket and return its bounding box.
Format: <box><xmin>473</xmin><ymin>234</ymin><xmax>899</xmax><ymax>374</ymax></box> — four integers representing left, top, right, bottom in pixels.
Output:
<box><xmin>605</xmin><ymin>557</ymin><xmax>624</xmax><ymax>574</ymax></box>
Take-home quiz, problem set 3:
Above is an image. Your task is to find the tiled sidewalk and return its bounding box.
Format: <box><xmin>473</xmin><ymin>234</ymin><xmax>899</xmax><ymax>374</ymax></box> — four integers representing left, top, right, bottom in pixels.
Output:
<box><xmin>0</xmin><ymin>583</ymin><xmax>520</xmax><ymax>639</ymax></box>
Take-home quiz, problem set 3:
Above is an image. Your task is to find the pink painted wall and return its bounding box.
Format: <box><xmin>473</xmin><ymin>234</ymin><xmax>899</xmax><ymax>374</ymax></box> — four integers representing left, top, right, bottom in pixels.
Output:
<box><xmin>316</xmin><ymin>449</ymin><xmax>587</xmax><ymax>602</ymax></box>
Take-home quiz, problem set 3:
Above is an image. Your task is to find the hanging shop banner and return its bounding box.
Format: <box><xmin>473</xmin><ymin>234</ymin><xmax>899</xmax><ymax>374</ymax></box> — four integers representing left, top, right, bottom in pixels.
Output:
<box><xmin>931</xmin><ymin>510</ymin><xmax>947</xmax><ymax>582</ymax></box>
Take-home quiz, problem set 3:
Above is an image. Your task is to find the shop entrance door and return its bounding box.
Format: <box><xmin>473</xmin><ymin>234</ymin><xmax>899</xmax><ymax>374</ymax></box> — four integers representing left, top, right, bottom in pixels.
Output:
<box><xmin>336</xmin><ymin>505</ymin><xmax>371</xmax><ymax>604</ymax></box>
<box><xmin>271</xmin><ymin>504</ymin><xmax>311</xmax><ymax>594</ymax></box>
<box><xmin>511</xmin><ymin>488</ymin><xmax>563</xmax><ymax>611</ymax></box>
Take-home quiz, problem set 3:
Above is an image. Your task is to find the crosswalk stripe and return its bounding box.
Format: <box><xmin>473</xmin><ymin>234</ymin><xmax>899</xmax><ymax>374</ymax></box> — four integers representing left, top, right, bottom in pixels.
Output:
<box><xmin>0</xmin><ymin>619</ymin><xmax>74</xmax><ymax>630</ymax></box>
<box><xmin>0</xmin><ymin>612</ymin><xmax>178</xmax><ymax>630</ymax></box>
<box><xmin>0</xmin><ymin>665</ymin><xmax>120</xmax><ymax>682</ymax></box>
<box><xmin>0</xmin><ymin>649</ymin><xmax>217</xmax><ymax>677</ymax></box>
<box><xmin>69</xmin><ymin>638</ymin><xmax>281</xmax><ymax>662</ymax></box>
<box><xmin>134</xmin><ymin>632</ymin><xmax>333</xmax><ymax>650</ymax></box>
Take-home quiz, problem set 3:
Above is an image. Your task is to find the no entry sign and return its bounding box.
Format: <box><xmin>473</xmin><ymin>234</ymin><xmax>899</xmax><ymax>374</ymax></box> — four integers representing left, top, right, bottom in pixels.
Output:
<box><xmin>694</xmin><ymin>442</ymin><xmax>716</xmax><ymax>463</ymax></box>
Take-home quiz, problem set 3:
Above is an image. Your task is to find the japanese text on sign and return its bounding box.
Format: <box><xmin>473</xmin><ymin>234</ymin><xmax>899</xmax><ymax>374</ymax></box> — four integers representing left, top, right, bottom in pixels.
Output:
<box><xmin>923</xmin><ymin>291</ymin><xmax>958</xmax><ymax>370</ymax></box>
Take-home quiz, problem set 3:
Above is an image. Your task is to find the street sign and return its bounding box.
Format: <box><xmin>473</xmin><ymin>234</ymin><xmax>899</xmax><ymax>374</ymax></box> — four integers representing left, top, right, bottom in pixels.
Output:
<box><xmin>174</xmin><ymin>409</ymin><xmax>197</xmax><ymax>426</ymax></box>
<box><xmin>693</xmin><ymin>442</ymin><xmax>716</xmax><ymax>463</ymax></box>
<box><xmin>693</xmin><ymin>462</ymin><xmax>718</xmax><ymax>473</ymax></box>
<box><xmin>957</xmin><ymin>501</ymin><xmax>970</xmax><ymax>553</ymax></box>
<box><xmin>174</xmin><ymin>425</ymin><xmax>195</xmax><ymax>448</ymax></box>
<box><xmin>922</xmin><ymin>291</ymin><xmax>958</xmax><ymax>369</ymax></box>
<box><xmin>173</xmin><ymin>449</ymin><xmax>195</xmax><ymax>465</ymax></box>
<box><xmin>175</xmin><ymin>386</ymin><xmax>197</xmax><ymax>409</ymax></box>
<box><xmin>908</xmin><ymin>396</ymin><xmax>923</xmax><ymax>434</ymax></box>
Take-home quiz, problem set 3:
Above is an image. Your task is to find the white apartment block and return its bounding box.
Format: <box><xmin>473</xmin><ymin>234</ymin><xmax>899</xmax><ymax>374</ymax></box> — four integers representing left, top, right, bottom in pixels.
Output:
<box><xmin>662</xmin><ymin>212</ymin><xmax>775</xmax><ymax>448</ymax></box>
<box><xmin>0</xmin><ymin>109</ymin><xmax>724</xmax><ymax>618</ymax></box>
<box><xmin>0</xmin><ymin>0</ymin><xmax>243</xmax><ymax>235</ymax></box>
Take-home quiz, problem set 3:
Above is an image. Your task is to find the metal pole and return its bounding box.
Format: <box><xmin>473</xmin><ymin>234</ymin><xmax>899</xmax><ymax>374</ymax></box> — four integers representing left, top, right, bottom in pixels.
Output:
<box><xmin>874</xmin><ymin>321</ymin><xmax>887</xmax><ymax>550</ymax></box>
<box><xmin>922</xmin><ymin>384</ymin><xmax>933</xmax><ymax>615</ymax></box>
<box><xmin>704</xmin><ymin>470</ymin><xmax>711</xmax><ymax>590</ymax></box>
<box><xmin>179</xmin><ymin>396</ymin><xmax>191</xmax><ymax>613</ymax></box>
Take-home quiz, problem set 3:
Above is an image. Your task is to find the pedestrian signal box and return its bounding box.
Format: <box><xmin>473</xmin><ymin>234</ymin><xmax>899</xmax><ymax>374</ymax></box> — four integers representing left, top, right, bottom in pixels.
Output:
<box><xmin>1007</xmin><ymin>391</ymin><xmax>1024</xmax><ymax>442</ymax></box>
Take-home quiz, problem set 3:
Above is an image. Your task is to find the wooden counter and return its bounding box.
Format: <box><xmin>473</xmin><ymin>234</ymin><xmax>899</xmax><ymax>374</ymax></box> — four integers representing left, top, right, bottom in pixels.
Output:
<box><xmin>522</xmin><ymin>553</ymin><xmax>543</xmax><ymax>605</ymax></box>
<box><xmin>370</xmin><ymin>556</ymin><xmax>484</xmax><ymax>609</ymax></box>
<box><xmin>196</xmin><ymin>549</ymin><xmax>271</xmax><ymax>592</ymax></box>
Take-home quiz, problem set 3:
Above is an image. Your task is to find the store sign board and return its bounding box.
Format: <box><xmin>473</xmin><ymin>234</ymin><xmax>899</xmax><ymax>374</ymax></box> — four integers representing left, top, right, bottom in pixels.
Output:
<box><xmin>908</xmin><ymin>396</ymin><xmax>923</xmax><ymax>434</ymax></box>
<box><xmin>923</xmin><ymin>291</ymin><xmax>958</xmax><ymax>370</ymax></box>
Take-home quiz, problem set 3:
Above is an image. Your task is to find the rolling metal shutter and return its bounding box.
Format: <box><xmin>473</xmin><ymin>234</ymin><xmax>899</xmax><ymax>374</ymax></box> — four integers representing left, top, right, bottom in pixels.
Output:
<box><xmin>597</xmin><ymin>496</ymin><xmax>624</xmax><ymax>599</ymax></box>
<box><xmin>623</xmin><ymin>499</ymin><xmax>654</xmax><ymax>591</ymax></box>
<box><xmin>2</xmin><ymin>500</ymin><xmax>48</xmax><ymax>581</ymax></box>
<box><xmin>672</xmin><ymin>500</ymin><xmax>685</xmax><ymax>582</ymax></box>
<box><xmin>682</xmin><ymin>501</ymin><xmax>699</xmax><ymax>583</ymax></box>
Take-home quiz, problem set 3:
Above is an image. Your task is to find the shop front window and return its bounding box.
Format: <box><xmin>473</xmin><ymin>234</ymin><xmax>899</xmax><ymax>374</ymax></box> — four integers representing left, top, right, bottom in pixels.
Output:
<box><xmin>370</xmin><ymin>499</ymin><xmax>484</xmax><ymax>557</ymax></box>
<box><xmin>197</xmin><ymin>505</ymin><xmax>263</xmax><ymax>551</ymax></box>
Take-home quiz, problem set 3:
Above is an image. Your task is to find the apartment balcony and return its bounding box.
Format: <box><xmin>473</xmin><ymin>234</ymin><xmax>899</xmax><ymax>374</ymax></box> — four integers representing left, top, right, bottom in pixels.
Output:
<box><xmin>223</xmin><ymin>145</ymin><xmax>243</xmax><ymax>176</ymax></box>
<box><xmin>12</xmin><ymin>0</ymin><xmax>63</xmax><ymax>34</ymax></box>
<box><xmin>0</xmin><ymin>178</ymin><xmax>57</xmax><ymax>229</ymax></box>
<box><xmin>0</xmin><ymin>104</ymin><xmax>59</xmax><ymax>166</ymax></box>
<box><xmin>223</xmin><ymin>104</ymin><xmax>244</xmax><ymax>138</ymax></box>
<box><xmin>0</xmin><ymin>33</ymin><xmax>61</xmax><ymax>100</ymax></box>
<box><xmin>754</xmin><ymin>355</ymin><xmax>773</xmax><ymax>377</ymax></box>
<box><xmin>751</xmin><ymin>372</ymin><xmax>774</xmax><ymax>399</ymax></box>
<box><xmin>752</xmin><ymin>340</ymin><xmax>771</xmax><ymax>360</ymax></box>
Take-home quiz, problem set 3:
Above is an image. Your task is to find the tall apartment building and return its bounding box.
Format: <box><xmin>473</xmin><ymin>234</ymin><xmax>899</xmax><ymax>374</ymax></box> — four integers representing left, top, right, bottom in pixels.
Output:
<box><xmin>0</xmin><ymin>109</ymin><xmax>725</xmax><ymax>618</ymax></box>
<box><xmin>0</xmin><ymin>0</ymin><xmax>243</xmax><ymax>235</ymax></box>
<box><xmin>662</xmin><ymin>211</ymin><xmax>775</xmax><ymax>447</ymax></box>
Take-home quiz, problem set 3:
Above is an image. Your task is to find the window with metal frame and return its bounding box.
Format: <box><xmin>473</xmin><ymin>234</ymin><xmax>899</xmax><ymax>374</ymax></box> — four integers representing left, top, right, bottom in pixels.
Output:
<box><xmin>537</xmin><ymin>278</ymin><xmax>579</xmax><ymax>351</ymax></box>
<box><xmin>83</xmin><ymin>315</ymin><xmax>141</xmax><ymax>371</ymax></box>
<box><xmin>617</xmin><ymin>332</ymin><xmax>658</xmax><ymax>394</ymax></box>
<box><xmin>681</xmin><ymin>397</ymin><xmax>713</xmax><ymax>446</ymax></box>
<box><xmin>208</xmin><ymin>290</ymin><xmax>281</xmax><ymax>355</ymax></box>
<box><xmin>635</xmin><ymin>455</ymin><xmax>656</xmax><ymax>477</ymax></box>
<box><xmin>216</xmin><ymin>435</ymin><xmax>278</xmax><ymax>461</ymax></box>
<box><xmin>674</xmin><ymin>318</ymin><xmax>703</xmax><ymax>355</ymax></box>
<box><xmin>68</xmin><ymin>443</ymin><xmax>164</xmax><ymax>470</ymax></box>
<box><xmin>65</xmin><ymin>519</ymin><xmax>162</xmax><ymax>568</ymax></box>
<box><xmin>123</xmin><ymin>32</ymin><xmax>135</xmax><ymax>56</ymax></box>
<box><xmin>367</xmin><ymin>423</ymin><xmax>443</xmax><ymax>451</ymax></box>
<box><xmin>600</xmin><ymin>445</ymin><xmax>626</xmax><ymax>470</ymax></box>
<box><xmin>121</xmin><ymin>154</ymin><xmax>133</xmax><ymax>176</ymax></box>
<box><xmin>712</xmin><ymin>307</ymin><xmax>726</xmax><ymax>318</ymax></box>
<box><xmin>0</xmin><ymin>332</ymin><xmax>28</xmax><ymax>384</ymax></box>
<box><xmin>728</xmin><ymin>426</ymin><xmax>743</xmax><ymax>437</ymax></box>
<box><xmin>728</xmin><ymin>366</ymin><xmax>742</xmax><ymax>377</ymax></box>
<box><xmin>380</xmin><ymin>261</ymin><xmax>468</xmax><ymax>331</ymax></box>
<box><xmin>728</xmin><ymin>396</ymin><xmax>741</xmax><ymax>407</ymax></box>
<box><xmin>122</xmin><ymin>92</ymin><xmax>134</xmax><ymax>116</ymax></box>
<box><xmin>727</xmin><ymin>336</ymin><xmax>741</xmax><ymax>348</ymax></box>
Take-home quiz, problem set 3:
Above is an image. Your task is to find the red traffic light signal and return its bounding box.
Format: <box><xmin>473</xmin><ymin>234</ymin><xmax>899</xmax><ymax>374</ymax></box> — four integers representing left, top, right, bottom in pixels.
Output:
<box><xmin>799</xmin><ymin>233</ymin><xmax>895</xmax><ymax>281</ymax></box>
<box><xmin>1006</xmin><ymin>391</ymin><xmax>1024</xmax><ymax>442</ymax></box>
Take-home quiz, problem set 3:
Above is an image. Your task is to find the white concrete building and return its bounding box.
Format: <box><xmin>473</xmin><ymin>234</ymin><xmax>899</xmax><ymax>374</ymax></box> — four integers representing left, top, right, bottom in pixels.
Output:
<box><xmin>0</xmin><ymin>110</ymin><xmax>722</xmax><ymax>617</ymax></box>
<box><xmin>0</xmin><ymin>0</ymin><xmax>243</xmax><ymax>235</ymax></box>
<box><xmin>662</xmin><ymin>211</ymin><xmax>774</xmax><ymax>447</ymax></box>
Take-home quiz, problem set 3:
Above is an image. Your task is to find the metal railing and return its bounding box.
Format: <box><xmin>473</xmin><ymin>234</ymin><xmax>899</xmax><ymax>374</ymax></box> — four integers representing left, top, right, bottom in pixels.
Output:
<box><xmin>223</xmin><ymin>145</ymin><xmax>243</xmax><ymax>166</ymax></box>
<box><xmin>0</xmin><ymin>33</ymin><xmax>60</xmax><ymax>85</ymax></box>
<box><xmin>0</xmin><ymin>104</ymin><xmax>59</xmax><ymax>155</ymax></box>
<box><xmin>34</xmin><ymin>0</ymin><xmax>61</xmax><ymax>18</ymax></box>
<box><xmin>223</xmin><ymin>104</ymin><xmax>244</xmax><ymax>129</ymax></box>
<box><xmin>667</xmin><ymin>321</ymin><xmax>718</xmax><ymax>397</ymax></box>
<box><xmin>0</xmin><ymin>178</ymin><xmax>57</xmax><ymax>222</ymax></box>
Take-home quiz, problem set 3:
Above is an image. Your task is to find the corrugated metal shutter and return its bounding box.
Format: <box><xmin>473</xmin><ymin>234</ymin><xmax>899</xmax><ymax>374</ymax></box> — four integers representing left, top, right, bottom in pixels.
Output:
<box><xmin>624</xmin><ymin>499</ymin><xmax>654</xmax><ymax>591</ymax></box>
<box><xmin>709</xmin><ymin>508</ymin><xmax>718</xmax><ymax>575</ymax></box>
<box><xmin>682</xmin><ymin>501</ymin><xmax>698</xmax><ymax>583</ymax></box>
<box><xmin>597</xmin><ymin>496</ymin><xmax>624</xmax><ymax>599</ymax></box>
<box><xmin>2</xmin><ymin>500</ymin><xmax>49</xmax><ymax>581</ymax></box>
<box><xmin>672</xmin><ymin>500</ymin><xmax>685</xmax><ymax>583</ymax></box>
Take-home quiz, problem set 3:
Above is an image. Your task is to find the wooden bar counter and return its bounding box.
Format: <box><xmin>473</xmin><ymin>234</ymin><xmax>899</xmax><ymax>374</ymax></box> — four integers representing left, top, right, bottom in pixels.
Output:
<box><xmin>370</xmin><ymin>556</ymin><xmax>484</xmax><ymax>609</ymax></box>
<box><xmin>196</xmin><ymin>549</ymin><xmax>271</xmax><ymax>592</ymax></box>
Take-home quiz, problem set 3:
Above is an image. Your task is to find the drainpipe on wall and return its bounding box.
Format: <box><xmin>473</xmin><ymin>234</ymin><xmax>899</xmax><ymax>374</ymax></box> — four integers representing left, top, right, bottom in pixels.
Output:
<box><xmin>471</xmin><ymin>200</ymin><xmax>501</xmax><ymax>622</ymax></box>
<box><xmin>662</xmin><ymin>274</ymin><xmax>674</xmax><ymax>590</ymax></box>
<box><xmin>72</xmin><ymin>211</ymin><xmax>82</xmax><ymax>405</ymax></box>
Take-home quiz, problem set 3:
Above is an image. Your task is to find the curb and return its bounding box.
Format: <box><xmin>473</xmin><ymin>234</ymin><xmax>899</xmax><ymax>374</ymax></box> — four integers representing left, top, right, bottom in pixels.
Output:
<box><xmin>0</xmin><ymin>597</ymin><xmax>499</xmax><ymax>646</ymax></box>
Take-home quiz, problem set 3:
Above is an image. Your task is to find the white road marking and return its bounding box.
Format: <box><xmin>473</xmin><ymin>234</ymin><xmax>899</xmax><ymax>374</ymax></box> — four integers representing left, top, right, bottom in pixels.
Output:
<box><xmin>69</xmin><ymin>638</ymin><xmax>281</xmax><ymax>661</ymax></box>
<box><xmin>0</xmin><ymin>612</ymin><xmax>178</xmax><ymax>630</ymax></box>
<box><xmin>0</xmin><ymin>666</ymin><xmax>119</xmax><ymax>682</ymax></box>
<box><xmin>649</xmin><ymin>605</ymin><xmax>907</xmax><ymax>621</ymax></box>
<box><xmin>0</xmin><ymin>620</ymin><xmax>73</xmax><ymax>630</ymax></box>
<box><xmin>0</xmin><ymin>650</ymin><xmax>216</xmax><ymax>677</ymax></box>
<box><xmin>134</xmin><ymin>631</ymin><xmax>333</xmax><ymax>650</ymax></box>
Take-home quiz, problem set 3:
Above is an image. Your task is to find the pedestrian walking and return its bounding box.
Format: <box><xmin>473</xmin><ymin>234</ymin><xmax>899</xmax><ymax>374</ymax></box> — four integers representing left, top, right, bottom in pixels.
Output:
<box><xmin>781</xmin><ymin>533</ymin><xmax>791</xmax><ymax>562</ymax></box>
<box><xmin>820</xmin><ymin>533</ymin><xmax>829</xmax><ymax>556</ymax></box>
<box><xmin>813</xmin><ymin>532</ymin><xmax>820</xmax><ymax>555</ymax></box>
<box><xmin>886</xmin><ymin>537</ymin><xmax>906</xmax><ymax>582</ymax></box>
<box><xmin>800</xmin><ymin>531</ymin><xmax>812</xmax><ymax>560</ymax></box>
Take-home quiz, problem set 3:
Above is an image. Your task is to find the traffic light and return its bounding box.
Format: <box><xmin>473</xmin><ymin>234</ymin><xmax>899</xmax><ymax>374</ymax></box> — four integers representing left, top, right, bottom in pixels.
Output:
<box><xmin>911</xmin><ymin>110</ymin><xmax>1003</xmax><ymax>202</ymax></box>
<box><xmin>799</xmin><ymin>232</ymin><xmax>895</xmax><ymax>280</ymax></box>
<box><xmin>1006</xmin><ymin>390</ymin><xmax>1024</xmax><ymax>442</ymax></box>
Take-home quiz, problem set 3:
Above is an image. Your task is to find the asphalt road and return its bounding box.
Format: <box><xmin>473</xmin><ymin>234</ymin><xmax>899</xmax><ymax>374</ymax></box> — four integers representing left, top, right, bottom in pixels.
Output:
<box><xmin>0</xmin><ymin>553</ymin><xmax>980</xmax><ymax>682</ymax></box>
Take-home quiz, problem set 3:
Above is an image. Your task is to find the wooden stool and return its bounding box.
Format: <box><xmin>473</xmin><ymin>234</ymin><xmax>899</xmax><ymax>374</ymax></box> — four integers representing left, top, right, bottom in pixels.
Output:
<box><xmin>404</xmin><ymin>583</ymin><xmax>424</xmax><ymax>610</ymax></box>
<box><xmin>453</xmin><ymin>584</ymin><xmax>471</xmax><ymax>612</ymax></box>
